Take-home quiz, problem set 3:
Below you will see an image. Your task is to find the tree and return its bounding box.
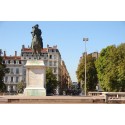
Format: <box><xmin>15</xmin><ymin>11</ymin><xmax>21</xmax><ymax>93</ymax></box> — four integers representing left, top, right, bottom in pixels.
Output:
<box><xmin>17</xmin><ymin>81</ymin><xmax>25</xmax><ymax>93</ymax></box>
<box><xmin>76</xmin><ymin>54</ymin><xmax>98</xmax><ymax>92</ymax></box>
<box><xmin>95</xmin><ymin>43</ymin><xmax>125</xmax><ymax>92</ymax></box>
<box><xmin>46</xmin><ymin>68</ymin><xmax>58</xmax><ymax>94</ymax></box>
<box><xmin>0</xmin><ymin>56</ymin><xmax>9</xmax><ymax>92</ymax></box>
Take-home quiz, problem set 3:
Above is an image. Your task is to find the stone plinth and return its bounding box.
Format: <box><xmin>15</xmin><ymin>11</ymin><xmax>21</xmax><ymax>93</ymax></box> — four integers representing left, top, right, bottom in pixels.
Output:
<box><xmin>24</xmin><ymin>60</ymin><xmax>46</xmax><ymax>96</ymax></box>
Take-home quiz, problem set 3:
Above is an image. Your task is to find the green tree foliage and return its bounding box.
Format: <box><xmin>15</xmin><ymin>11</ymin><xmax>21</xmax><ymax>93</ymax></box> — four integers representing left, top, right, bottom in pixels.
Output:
<box><xmin>0</xmin><ymin>56</ymin><xmax>9</xmax><ymax>92</ymax></box>
<box><xmin>17</xmin><ymin>81</ymin><xmax>25</xmax><ymax>93</ymax></box>
<box><xmin>76</xmin><ymin>54</ymin><xmax>98</xmax><ymax>92</ymax></box>
<box><xmin>46</xmin><ymin>68</ymin><xmax>58</xmax><ymax>94</ymax></box>
<box><xmin>95</xmin><ymin>43</ymin><xmax>125</xmax><ymax>92</ymax></box>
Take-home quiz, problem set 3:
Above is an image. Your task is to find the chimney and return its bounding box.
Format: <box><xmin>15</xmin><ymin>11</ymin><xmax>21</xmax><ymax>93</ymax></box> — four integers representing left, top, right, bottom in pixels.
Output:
<box><xmin>4</xmin><ymin>51</ymin><xmax>6</xmax><ymax>57</ymax></box>
<box><xmin>15</xmin><ymin>51</ymin><xmax>17</xmax><ymax>57</ymax></box>
<box><xmin>22</xmin><ymin>45</ymin><xmax>25</xmax><ymax>49</ymax></box>
<box><xmin>0</xmin><ymin>49</ymin><xmax>2</xmax><ymax>56</ymax></box>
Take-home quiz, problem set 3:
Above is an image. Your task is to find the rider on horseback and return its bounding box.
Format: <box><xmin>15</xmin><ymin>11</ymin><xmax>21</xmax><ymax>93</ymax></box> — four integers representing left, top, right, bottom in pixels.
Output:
<box><xmin>31</xmin><ymin>24</ymin><xmax>43</xmax><ymax>54</ymax></box>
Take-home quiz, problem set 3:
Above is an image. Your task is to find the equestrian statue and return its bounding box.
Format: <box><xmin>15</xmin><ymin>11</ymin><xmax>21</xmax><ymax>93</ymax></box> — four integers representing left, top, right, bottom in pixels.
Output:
<box><xmin>31</xmin><ymin>24</ymin><xmax>43</xmax><ymax>55</ymax></box>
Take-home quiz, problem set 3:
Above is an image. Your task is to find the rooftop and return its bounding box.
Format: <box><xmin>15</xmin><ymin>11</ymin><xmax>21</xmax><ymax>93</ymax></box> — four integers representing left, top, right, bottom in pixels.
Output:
<box><xmin>2</xmin><ymin>56</ymin><xmax>21</xmax><ymax>60</ymax></box>
<box><xmin>22</xmin><ymin>48</ymin><xmax>48</xmax><ymax>53</ymax></box>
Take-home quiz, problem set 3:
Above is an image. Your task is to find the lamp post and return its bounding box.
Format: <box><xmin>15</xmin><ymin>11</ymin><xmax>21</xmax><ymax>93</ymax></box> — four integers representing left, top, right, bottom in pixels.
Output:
<box><xmin>83</xmin><ymin>38</ymin><xmax>88</xmax><ymax>96</ymax></box>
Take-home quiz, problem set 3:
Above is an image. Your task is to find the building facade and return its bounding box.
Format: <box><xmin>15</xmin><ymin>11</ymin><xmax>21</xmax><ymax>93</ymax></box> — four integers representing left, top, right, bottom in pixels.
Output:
<box><xmin>60</xmin><ymin>60</ymin><xmax>72</xmax><ymax>93</ymax></box>
<box><xmin>2</xmin><ymin>51</ymin><xmax>24</xmax><ymax>92</ymax></box>
<box><xmin>2</xmin><ymin>45</ymin><xmax>71</xmax><ymax>93</ymax></box>
<box><xmin>79</xmin><ymin>52</ymin><xmax>99</xmax><ymax>63</ymax></box>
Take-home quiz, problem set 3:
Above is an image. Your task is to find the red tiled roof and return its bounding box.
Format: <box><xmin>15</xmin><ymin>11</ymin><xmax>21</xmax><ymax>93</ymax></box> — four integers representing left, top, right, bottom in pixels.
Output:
<box><xmin>2</xmin><ymin>56</ymin><xmax>21</xmax><ymax>60</ymax></box>
<box><xmin>22</xmin><ymin>48</ymin><xmax>32</xmax><ymax>52</ymax></box>
<box><xmin>22</xmin><ymin>48</ymin><xmax>48</xmax><ymax>53</ymax></box>
<box><xmin>42</xmin><ymin>48</ymin><xmax>48</xmax><ymax>53</ymax></box>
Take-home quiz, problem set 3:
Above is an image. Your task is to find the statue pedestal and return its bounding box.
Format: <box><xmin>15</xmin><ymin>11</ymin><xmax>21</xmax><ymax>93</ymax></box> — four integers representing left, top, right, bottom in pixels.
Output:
<box><xmin>24</xmin><ymin>60</ymin><xmax>46</xmax><ymax>96</ymax></box>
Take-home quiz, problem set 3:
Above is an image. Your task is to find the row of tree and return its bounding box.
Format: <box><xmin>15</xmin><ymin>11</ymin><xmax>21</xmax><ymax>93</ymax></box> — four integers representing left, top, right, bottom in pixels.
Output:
<box><xmin>0</xmin><ymin>56</ymin><xmax>9</xmax><ymax>92</ymax></box>
<box><xmin>76</xmin><ymin>43</ymin><xmax>125</xmax><ymax>92</ymax></box>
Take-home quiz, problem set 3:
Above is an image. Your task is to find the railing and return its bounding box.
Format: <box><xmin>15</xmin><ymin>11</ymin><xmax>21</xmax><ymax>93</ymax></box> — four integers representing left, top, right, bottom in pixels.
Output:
<box><xmin>105</xmin><ymin>92</ymin><xmax>125</xmax><ymax>103</ymax></box>
<box><xmin>88</xmin><ymin>92</ymin><xmax>125</xmax><ymax>103</ymax></box>
<box><xmin>88</xmin><ymin>92</ymin><xmax>106</xmax><ymax>96</ymax></box>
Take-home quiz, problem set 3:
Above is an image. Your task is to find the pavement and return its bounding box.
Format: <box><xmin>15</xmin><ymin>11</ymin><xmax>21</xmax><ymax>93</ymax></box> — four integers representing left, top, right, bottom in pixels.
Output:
<box><xmin>0</xmin><ymin>95</ymin><xmax>105</xmax><ymax>104</ymax></box>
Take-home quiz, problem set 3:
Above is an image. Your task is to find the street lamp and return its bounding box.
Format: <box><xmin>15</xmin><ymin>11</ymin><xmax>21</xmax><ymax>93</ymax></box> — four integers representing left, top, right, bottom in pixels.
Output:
<box><xmin>83</xmin><ymin>38</ymin><xmax>88</xmax><ymax>96</ymax></box>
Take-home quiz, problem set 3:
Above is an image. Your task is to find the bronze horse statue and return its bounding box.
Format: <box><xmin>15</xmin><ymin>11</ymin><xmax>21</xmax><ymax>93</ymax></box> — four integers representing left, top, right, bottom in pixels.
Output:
<box><xmin>31</xmin><ymin>24</ymin><xmax>43</xmax><ymax>54</ymax></box>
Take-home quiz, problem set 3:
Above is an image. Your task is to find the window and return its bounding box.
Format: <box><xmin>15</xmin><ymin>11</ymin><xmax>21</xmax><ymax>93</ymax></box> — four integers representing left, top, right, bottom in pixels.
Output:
<box><xmin>19</xmin><ymin>60</ymin><xmax>21</xmax><ymax>64</ymax></box>
<box><xmin>16</xmin><ymin>60</ymin><xmax>19</xmax><ymax>64</ymax></box>
<box><xmin>23</xmin><ymin>69</ymin><xmax>26</xmax><ymax>75</ymax></box>
<box><xmin>7</xmin><ymin>86</ymin><xmax>10</xmax><ymax>91</ymax></box>
<box><xmin>49</xmin><ymin>55</ymin><xmax>52</xmax><ymax>59</ymax></box>
<box><xmin>44</xmin><ymin>61</ymin><xmax>47</xmax><ymax>66</ymax></box>
<box><xmin>16</xmin><ymin>68</ymin><xmax>19</xmax><ymax>74</ymax></box>
<box><xmin>14</xmin><ymin>60</ymin><xmax>16</xmax><ymax>64</ymax></box>
<box><xmin>8</xmin><ymin>60</ymin><xmax>10</xmax><ymax>64</ymax></box>
<box><xmin>49</xmin><ymin>49</ymin><xmax>52</xmax><ymax>52</ymax></box>
<box><xmin>23</xmin><ymin>61</ymin><xmax>26</xmax><ymax>65</ymax></box>
<box><xmin>49</xmin><ymin>61</ymin><xmax>52</xmax><ymax>66</ymax></box>
<box><xmin>10</xmin><ymin>86</ymin><xmax>13</xmax><ymax>91</ymax></box>
<box><xmin>16</xmin><ymin>77</ymin><xmax>18</xmax><ymax>83</ymax></box>
<box><xmin>10</xmin><ymin>60</ymin><xmax>14</xmax><ymax>64</ymax></box>
<box><xmin>10</xmin><ymin>68</ymin><xmax>14</xmax><ymax>74</ymax></box>
<box><xmin>11</xmin><ymin>77</ymin><xmax>13</xmax><ymax>82</ymax></box>
<box><xmin>2</xmin><ymin>60</ymin><xmax>5</xmax><ymax>64</ymax></box>
<box><xmin>5</xmin><ymin>76</ymin><xmax>8</xmax><ymax>82</ymax></box>
<box><xmin>44</xmin><ymin>54</ymin><xmax>48</xmax><ymax>59</ymax></box>
<box><xmin>52</xmin><ymin>49</ymin><xmax>54</xmax><ymax>52</ymax></box>
<box><xmin>41</xmin><ymin>53</ymin><xmax>44</xmax><ymax>57</ymax></box>
<box><xmin>24</xmin><ymin>77</ymin><xmax>26</xmax><ymax>82</ymax></box>
<box><xmin>13</xmin><ymin>86</ymin><xmax>16</xmax><ymax>91</ymax></box>
<box><xmin>54</xmin><ymin>68</ymin><xmax>57</xmax><ymax>73</ymax></box>
<box><xmin>5</xmin><ymin>60</ymin><xmax>8</xmax><ymax>64</ymax></box>
<box><xmin>54</xmin><ymin>55</ymin><xmax>56</xmax><ymax>59</ymax></box>
<box><xmin>54</xmin><ymin>62</ymin><xmax>57</xmax><ymax>66</ymax></box>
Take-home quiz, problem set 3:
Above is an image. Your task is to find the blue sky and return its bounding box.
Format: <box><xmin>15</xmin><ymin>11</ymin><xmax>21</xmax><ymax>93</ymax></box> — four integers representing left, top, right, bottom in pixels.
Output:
<box><xmin>0</xmin><ymin>21</ymin><xmax>125</xmax><ymax>82</ymax></box>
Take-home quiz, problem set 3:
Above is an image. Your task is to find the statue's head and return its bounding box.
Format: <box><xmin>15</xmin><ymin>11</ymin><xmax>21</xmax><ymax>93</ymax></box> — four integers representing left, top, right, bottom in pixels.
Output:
<box><xmin>35</xmin><ymin>24</ymin><xmax>39</xmax><ymax>29</ymax></box>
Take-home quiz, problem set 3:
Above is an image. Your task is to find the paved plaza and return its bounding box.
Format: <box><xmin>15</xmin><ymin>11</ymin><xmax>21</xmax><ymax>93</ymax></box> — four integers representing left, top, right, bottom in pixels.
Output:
<box><xmin>0</xmin><ymin>95</ymin><xmax>106</xmax><ymax>104</ymax></box>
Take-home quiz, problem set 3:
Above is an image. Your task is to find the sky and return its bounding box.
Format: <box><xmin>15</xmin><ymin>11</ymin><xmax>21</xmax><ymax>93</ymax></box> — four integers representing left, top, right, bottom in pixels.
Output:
<box><xmin>0</xmin><ymin>21</ymin><xmax>125</xmax><ymax>82</ymax></box>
